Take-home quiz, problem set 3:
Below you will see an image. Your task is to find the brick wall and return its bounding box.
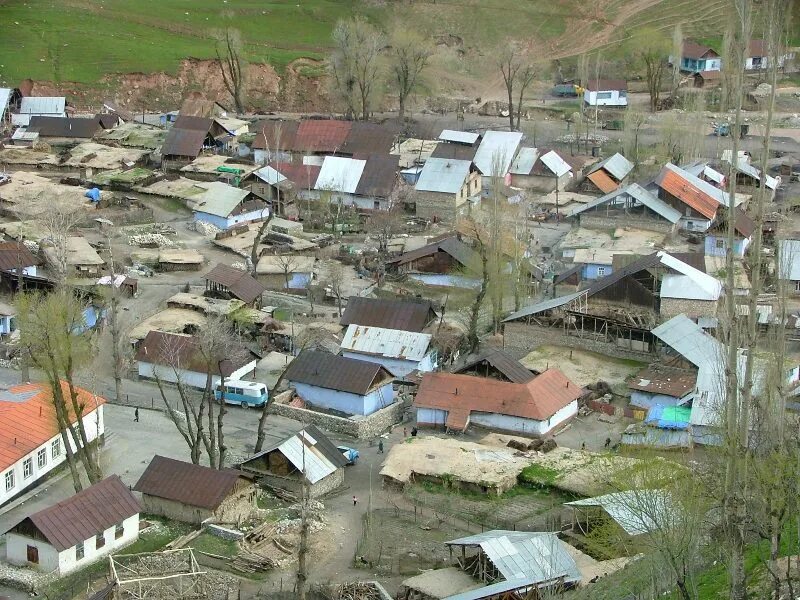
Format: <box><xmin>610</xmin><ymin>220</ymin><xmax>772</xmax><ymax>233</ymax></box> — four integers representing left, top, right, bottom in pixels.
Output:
<box><xmin>268</xmin><ymin>397</ymin><xmax>405</xmax><ymax>439</ymax></box>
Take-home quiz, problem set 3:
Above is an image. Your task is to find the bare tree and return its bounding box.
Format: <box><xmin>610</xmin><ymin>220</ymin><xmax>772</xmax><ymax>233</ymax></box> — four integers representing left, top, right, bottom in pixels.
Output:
<box><xmin>365</xmin><ymin>203</ymin><xmax>405</xmax><ymax>256</ymax></box>
<box><xmin>388</xmin><ymin>27</ymin><xmax>432</xmax><ymax>119</ymax></box>
<box><xmin>249</xmin><ymin>211</ymin><xmax>274</xmax><ymax>277</ymax></box>
<box><xmin>274</xmin><ymin>253</ymin><xmax>302</xmax><ymax>291</ymax></box>
<box><xmin>330</xmin><ymin>17</ymin><xmax>385</xmax><ymax>121</ymax></box>
<box><xmin>29</xmin><ymin>197</ymin><xmax>85</xmax><ymax>284</ymax></box>
<box><xmin>497</xmin><ymin>42</ymin><xmax>536</xmax><ymax>131</ymax></box>
<box><xmin>323</xmin><ymin>261</ymin><xmax>346</xmax><ymax>317</ymax></box>
<box><xmin>627</xmin><ymin>28</ymin><xmax>671</xmax><ymax>112</ymax></box>
<box><xmin>215</xmin><ymin>27</ymin><xmax>247</xmax><ymax>113</ymax></box>
<box><xmin>671</xmin><ymin>24</ymin><xmax>684</xmax><ymax>96</ymax></box>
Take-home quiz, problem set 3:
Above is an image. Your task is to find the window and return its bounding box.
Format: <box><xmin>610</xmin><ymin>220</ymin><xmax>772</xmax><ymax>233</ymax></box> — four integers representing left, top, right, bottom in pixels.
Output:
<box><xmin>685</xmin><ymin>207</ymin><xmax>692</xmax><ymax>217</ymax></box>
<box><xmin>795</xmin><ymin>280</ymin><xmax>800</xmax><ymax>293</ymax></box>
<box><xmin>115</xmin><ymin>524</ymin><xmax>125</xmax><ymax>540</ymax></box>
<box><xmin>22</xmin><ymin>458</ymin><xmax>32</xmax><ymax>479</ymax></box>
<box><xmin>596</xmin><ymin>92</ymin><xmax>613</xmax><ymax>100</ymax></box>
<box><xmin>96</xmin><ymin>533</ymin><xmax>106</xmax><ymax>549</ymax></box>
<box><xmin>37</xmin><ymin>448</ymin><xmax>47</xmax><ymax>469</ymax></box>
<box><xmin>4</xmin><ymin>470</ymin><xmax>14</xmax><ymax>492</ymax></box>
<box><xmin>373</xmin><ymin>201</ymin><xmax>380</xmax><ymax>210</ymax></box>
<box><xmin>716</xmin><ymin>239</ymin><xmax>725</xmax><ymax>249</ymax></box>
<box><xmin>76</xmin><ymin>541</ymin><xmax>85</xmax><ymax>560</ymax></box>
<box><xmin>597</xmin><ymin>267</ymin><xmax>607</xmax><ymax>277</ymax></box>
<box><xmin>51</xmin><ymin>439</ymin><xmax>61</xmax><ymax>459</ymax></box>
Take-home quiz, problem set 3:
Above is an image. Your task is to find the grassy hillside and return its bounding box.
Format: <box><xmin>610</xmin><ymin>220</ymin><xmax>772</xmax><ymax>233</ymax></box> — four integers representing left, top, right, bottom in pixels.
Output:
<box><xmin>0</xmin><ymin>0</ymin><xmax>793</xmax><ymax>88</ymax></box>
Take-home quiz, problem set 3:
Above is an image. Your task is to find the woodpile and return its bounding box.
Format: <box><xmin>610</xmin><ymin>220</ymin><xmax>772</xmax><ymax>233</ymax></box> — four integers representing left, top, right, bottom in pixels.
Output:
<box><xmin>231</xmin><ymin>548</ymin><xmax>277</xmax><ymax>574</ymax></box>
<box><xmin>316</xmin><ymin>582</ymin><xmax>386</xmax><ymax>600</ymax></box>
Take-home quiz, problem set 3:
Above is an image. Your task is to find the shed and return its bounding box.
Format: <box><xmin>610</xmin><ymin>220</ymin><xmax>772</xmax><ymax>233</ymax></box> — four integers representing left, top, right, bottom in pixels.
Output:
<box><xmin>340</xmin><ymin>296</ymin><xmax>437</xmax><ymax>332</ymax></box>
<box><xmin>568</xmin><ymin>183</ymin><xmax>681</xmax><ymax>234</ymax></box>
<box><xmin>12</xmin><ymin>97</ymin><xmax>66</xmax><ymax>127</ymax></box>
<box><xmin>520</xmin><ymin>149</ymin><xmax>574</xmax><ymax>192</ymax></box>
<box><xmin>453</xmin><ymin>348</ymin><xmax>535</xmax><ymax>383</ymax></box>
<box><xmin>204</xmin><ymin>263</ymin><xmax>266</xmax><ymax>306</ymax></box>
<box><xmin>385</xmin><ymin>236</ymin><xmax>482</xmax><ymax>288</ymax></box>
<box><xmin>285</xmin><ymin>350</ymin><xmax>395</xmax><ymax>416</ymax></box>
<box><xmin>190</xmin><ymin>182</ymin><xmax>268</xmax><ymax>230</ymax></box>
<box><xmin>628</xmin><ymin>366</ymin><xmax>696</xmax><ymax>409</ymax></box>
<box><xmin>585</xmin><ymin>153</ymin><xmax>634</xmax><ymax>193</ymax></box>
<box><xmin>5</xmin><ymin>476</ymin><xmax>140</xmax><ymax>575</ymax></box>
<box><xmin>582</xmin><ymin>79</ymin><xmax>628</xmax><ymax>107</ymax></box>
<box><xmin>0</xmin><ymin>241</ymin><xmax>39</xmax><ymax>276</ymax></box>
<box><xmin>43</xmin><ymin>237</ymin><xmax>105</xmax><ymax>276</ymax></box>
<box><xmin>134</xmin><ymin>455</ymin><xmax>256</xmax><ymax>525</ymax></box>
<box><xmin>27</xmin><ymin>116</ymin><xmax>102</xmax><ymax>140</ymax></box>
<box><xmin>255</xmin><ymin>255</ymin><xmax>316</xmax><ymax>291</ymax></box>
<box><xmin>400</xmin><ymin>567</ymin><xmax>483</xmax><ymax>599</ymax></box>
<box><xmin>565</xmin><ymin>490</ymin><xmax>674</xmax><ymax>537</ymax></box>
<box><xmin>239</xmin><ymin>425</ymin><xmax>347</xmax><ymax>498</ymax></box>
<box><xmin>340</xmin><ymin>324</ymin><xmax>436</xmax><ymax>377</ymax></box>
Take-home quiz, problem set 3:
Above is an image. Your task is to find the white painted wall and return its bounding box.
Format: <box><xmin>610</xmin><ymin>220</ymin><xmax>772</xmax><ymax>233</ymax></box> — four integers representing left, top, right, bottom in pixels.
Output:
<box><xmin>416</xmin><ymin>407</ymin><xmax>448</xmax><ymax>426</ymax></box>
<box><xmin>291</xmin><ymin>381</ymin><xmax>394</xmax><ymax>416</ymax></box>
<box><xmin>583</xmin><ymin>89</ymin><xmax>628</xmax><ymax>107</ymax></box>
<box><xmin>138</xmin><ymin>361</ymin><xmax>256</xmax><ymax>390</ymax></box>
<box><xmin>679</xmin><ymin>216</ymin><xmax>712</xmax><ymax>232</ymax></box>
<box><xmin>1</xmin><ymin>406</ymin><xmax>105</xmax><ymax>507</ymax></box>
<box><xmin>339</xmin><ymin>351</ymin><xmax>436</xmax><ymax>378</ymax></box>
<box><xmin>6</xmin><ymin>514</ymin><xmax>139</xmax><ymax>575</ymax></box>
<box><xmin>417</xmin><ymin>401</ymin><xmax>577</xmax><ymax>435</ymax></box>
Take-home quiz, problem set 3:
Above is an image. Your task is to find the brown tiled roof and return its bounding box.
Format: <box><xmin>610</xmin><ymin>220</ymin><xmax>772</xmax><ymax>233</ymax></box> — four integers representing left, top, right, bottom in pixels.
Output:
<box><xmin>9</xmin><ymin>476</ymin><xmax>140</xmax><ymax>551</ymax></box>
<box><xmin>748</xmin><ymin>39</ymin><xmax>767</xmax><ymax>57</ymax></box>
<box><xmin>162</xmin><ymin>127</ymin><xmax>207</xmax><ymax>158</ymax></box>
<box><xmin>294</xmin><ymin>119</ymin><xmax>352</xmax><ymax>153</ymax></box>
<box><xmin>252</xmin><ymin>120</ymin><xmax>299</xmax><ymax>151</ymax></box>
<box><xmin>204</xmin><ymin>263</ymin><xmax>265</xmax><ymax>304</ymax></box>
<box><xmin>655</xmin><ymin>167</ymin><xmax>719</xmax><ymax>219</ymax></box>
<box><xmin>172</xmin><ymin>115</ymin><xmax>213</xmax><ymax>132</ymax></box>
<box><xmin>355</xmin><ymin>154</ymin><xmax>399</xmax><ymax>198</ymax></box>
<box><xmin>430</xmin><ymin>142</ymin><xmax>479</xmax><ymax>162</ymax></box>
<box><xmin>0</xmin><ymin>241</ymin><xmax>38</xmax><ymax>271</ymax></box>
<box><xmin>414</xmin><ymin>370</ymin><xmax>582</xmax><ymax>431</ymax></box>
<box><xmin>134</xmin><ymin>330</ymin><xmax>251</xmax><ymax>376</ymax></box>
<box><xmin>682</xmin><ymin>39</ymin><xmax>719</xmax><ymax>60</ymax></box>
<box><xmin>584</xmin><ymin>79</ymin><xmax>627</xmax><ymax>92</ymax></box>
<box><xmin>340</xmin><ymin>296</ymin><xmax>437</xmax><ymax>332</ymax></box>
<box><xmin>27</xmin><ymin>116</ymin><xmax>102</xmax><ymax>138</ymax></box>
<box><xmin>386</xmin><ymin>236</ymin><xmax>481</xmax><ymax>272</ymax></box>
<box><xmin>340</xmin><ymin>122</ymin><xmax>396</xmax><ymax>156</ymax></box>
<box><xmin>285</xmin><ymin>350</ymin><xmax>393</xmax><ymax>395</ymax></box>
<box><xmin>454</xmin><ymin>348</ymin><xmax>535</xmax><ymax>383</ymax></box>
<box><xmin>134</xmin><ymin>455</ymin><xmax>243</xmax><ymax>510</ymax></box>
<box><xmin>628</xmin><ymin>367</ymin><xmax>696</xmax><ymax>398</ymax></box>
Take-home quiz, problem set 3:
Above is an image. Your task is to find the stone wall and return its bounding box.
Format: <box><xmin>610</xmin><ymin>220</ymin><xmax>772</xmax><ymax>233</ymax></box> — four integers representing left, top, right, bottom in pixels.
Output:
<box><xmin>269</xmin><ymin>398</ymin><xmax>405</xmax><ymax>439</ymax></box>
<box><xmin>259</xmin><ymin>468</ymin><xmax>344</xmax><ymax>498</ymax></box>
<box><xmin>579</xmin><ymin>214</ymin><xmax>676</xmax><ymax>234</ymax></box>
<box><xmin>414</xmin><ymin>190</ymin><xmax>461</xmax><ymax>223</ymax></box>
<box><xmin>503</xmin><ymin>322</ymin><xmax>654</xmax><ymax>362</ymax></box>
<box><xmin>660</xmin><ymin>298</ymin><xmax>719</xmax><ymax>319</ymax></box>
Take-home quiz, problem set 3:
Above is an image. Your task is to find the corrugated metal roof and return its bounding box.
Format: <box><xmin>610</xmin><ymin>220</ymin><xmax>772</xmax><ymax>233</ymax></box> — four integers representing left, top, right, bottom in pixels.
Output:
<box><xmin>415</xmin><ymin>158</ymin><xmax>472</xmax><ymax>194</ymax></box>
<box><xmin>341</xmin><ymin>121</ymin><xmax>397</xmax><ymax>156</ymax></box>
<box><xmin>276</xmin><ymin>433</ymin><xmax>338</xmax><ymax>484</ymax></box>
<box><xmin>704</xmin><ymin>165</ymin><xmax>725</xmax><ymax>184</ymax></box>
<box><xmin>473</xmin><ymin>131</ymin><xmax>523</xmax><ymax>176</ymax></box>
<box><xmin>341</xmin><ymin>324</ymin><xmax>432</xmax><ymax>361</ymax></box>
<box><xmin>657</xmin><ymin>251</ymin><xmax>721</xmax><ymax>300</ymax></box>
<box><xmin>587</xmin><ymin>170</ymin><xmax>618</xmax><ymax>193</ymax></box>
<box><xmin>658</xmin><ymin>163</ymin><xmax>731</xmax><ymax>212</ymax></box>
<box><xmin>509</xmin><ymin>147</ymin><xmax>539</xmax><ymax>175</ymax></box>
<box><xmin>12</xmin><ymin>476</ymin><xmax>140</xmax><ymax>552</ymax></box>
<box><xmin>355</xmin><ymin>154</ymin><xmax>398</xmax><ymax>198</ymax></box>
<box><xmin>28</xmin><ymin>116</ymin><xmax>101</xmax><ymax>139</ymax></box>
<box><xmin>443</xmin><ymin>577</ymin><xmax>539</xmax><ymax>600</ymax></box>
<box><xmin>0</xmin><ymin>241</ymin><xmax>38</xmax><ymax>271</ymax></box>
<box><xmin>173</xmin><ymin>115</ymin><xmax>213</xmax><ymax>132</ymax></box>
<box><xmin>779</xmin><ymin>240</ymin><xmax>800</xmax><ymax>280</ymax></box>
<box><xmin>502</xmin><ymin>291</ymin><xmax>585</xmax><ymax>322</ymax></box>
<box><xmin>253</xmin><ymin>165</ymin><xmax>287</xmax><ymax>185</ymax></box>
<box><xmin>439</xmin><ymin>130</ymin><xmax>480</xmax><ymax>145</ymax></box>
<box><xmin>446</xmin><ymin>531</ymin><xmax>581</xmax><ymax>585</ymax></box>
<box><xmin>294</xmin><ymin>119</ymin><xmax>352</xmax><ymax>153</ymax></box>
<box><xmin>565</xmin><ymin>490</ymin><xmax>674</xmax><ymax>536</ymax></box>
<box><xmin>162</xmin><ymin>127</ymin><xmax>207</xmax><ymax>158</ymax></box>
<box><xmin>0</xmin><ymin>88</ymin><xmax>11</xmax><ymax>123</ymax></box>
<box><xmin>315</xmin><ymin>156</ymin><xmax>366</xmax><ymax>194</ymax></box>
<box><xmin>569</xmin><ymin>183</ymin><xmax>682</xmax><ymax>224</ymax></box>
<box><xmin>191</xmin><ymin>181</ymin><xmax>251</xmax><ymax>217</ymax></box>
<box><xmin>735</xmin><ymin>157</ymin><xmax>779</xmax><ymax>190</ymax></box>
<box><xmin>285</xmin><ymin>350</ymin><xmax>394</xmax><ymax>395</ymax></box>
<box><xmin>18</xmin><ymin>96</ymin><xmax>65</xmax><ymax>116</ymax></box>
<box><xmin>340</xmin><ymin>296</ymin><xmax>437</xmax><ymax>331</ymax></box>
<box><xmin>431</xmin><ymin>142</ymin><xmax>479</xmax><ymax>162</ymax></box>
<box><xmin>652</xmin><ymin>314</ymin><xmax>723</xmax><ymax>368</ymax></box>
<box><xmin>539</xmin><ymin>150</ymin><xmax>572</xmax><ymax>177</ymax></box>
<box><xmin>588</xmin><ymin>152</ymin><xmax>634</xmax><ymax>181</ymax></box>
<box><xmin>134</xmin><ymin>455</ymin><xmax>244</xmax><ymax>510</ymax></box>
<box><xmin>386</xmin><ymin>236</ymin><xmax>481</xmax><ymax>272</ymax></box>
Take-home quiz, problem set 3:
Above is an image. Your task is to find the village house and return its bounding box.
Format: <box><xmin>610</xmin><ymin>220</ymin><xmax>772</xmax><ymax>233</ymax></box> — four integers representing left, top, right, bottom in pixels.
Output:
<box><xmin>340</xmin><ymin>296</ymin><xmax>438</xmax><ymax>333</ymax></box>
<box><xmin>628</xmin><ymin>365</ymin><xmax>697</xmax><ymax>410</ymax></box>
<box><xmin>238</xmin><ymin>426</ymin><xmax>347</xmax><ymax>498</ymax></box>
<box><xmin>414</xmin><ymin>369</ymin><xmax>582</xmax><ymax>435</ymax></box>
<box><xmin>453</xmin><ymin>348</ymin><xmax>535</xmax><ymax>383</ymax></box>
<box><xmin>135</xmin><ymin>330</ymin><xmax>256</xmax><ymax>389</ymax></box>
<box><xmin>0</xmin><ymin>241</ymin><xmax>40</xmax><ymax>276</ymax></box>
<box><xmin>583</xmin><ymin>153</ymin><xmax>634</xmax><ymax>194</ymax></box>
<box><xmin>11</xmin><ymin>96</ymin><xmax>66</xmax><ymax>127</ymax></box>
<box><xmin>568</xmin><ymin>183</ymin><xmax>682</xmax><ymax>234</ymax></box>
<box><xmin>252</xmin><ymin>120</ymin><xmax>298</xmax><ymax>164</ymax></box>
<box><xmin>673</xmin><ymin>40</ymin><xmax>722</xmax><ymax>73</ymax></box>
<box><xmin>256</xmin><ymin>255</ymin><xmax>316</xmax><ymax>291</ymax></box>
<box><xmin>704</xmin><ymin>208</ymin><xmax>754</xmax><ymax>258</ymax></box>
<box><xmin>0</xmin><ymin>302</ymin><xmax>17</xmax><ymax>337</ymax></box>
<box><xmin>583</xmin><ymin>79</ymin><xmax>628</xmax><ymax>107</ymax></box>
<box><xmin>652</xmin><ymin>163</ymin><xmax>736</xmax><ymax>232</ymax></box>
<box><xmin>26</xmin><ymin>116</ymin><xmax>104</xmax><ymax>143</ymax></box>
<box><xmin>4</xmin><ymin>475</ymin><xmax>140</xmax><ymax>575</ymax></box>
<box><xmin>161</xmin><ymin>122</ymin><xmax>210</xmax><ymax>169</ymax></box>
<box><xmin>385</xmin><ymin>236</ymin><xmax>482</xmax><ymax>288</ymax></box>
<box><xmin>191</xmin><ymin>182</ymin><xmax>268</xmax><ymax>230</ymax></box>
<box><xmin>0</xmin><ymin>382</ymin><xmax>106</xmax><ymax>507</ymax></box>
<box><xmin>134</xmin><ymin>455</ymin><xmax>256</xmax><ymax>525</ymax></box>
<box><xmin>284</xmin><ymin>350</ymin><xmax>395</xmax><ymax>416</ymax></box>
<box><xmin>745</xmin><ymin>39</ymin><xmax>795</xmax><ymax>70</ymax></box>
<box><xmin>725</xmin><ymin>154</ymin><xmax>780</xmax><ymax>199</ymax></box>
<box><xmin>247</xmin><ymin>162</ymin><xmax>320</xmax><ymax>214</ymax></box>
<box><xmin>516</xmin><ymin>149</ymin><xmax>573</xmax><ymax>192</ymax></box>
<box><xmin>778</xmin><ymin>239</ymin><xmax>800</xmax><ymax>294</ymax></box>
<box><xmin>204</xmin><ymin>263</ymin><xmax>266</xmax><ymax>307</ymax></box>
<box><xmin>571</xmin><ymin>248</ymin><xmax>634</xmax><ymax>280</ymax></box>
<box><xmin>303</xmin><ymin>154</ymin><xmax>399</xmax><ymax>211</ymax></box>
<box><xmin>472</xmin><ymin>130</ymin><xmax>523</xmax><ymax>186</ymax></box>
<box><xmin>414</xmin><ymin>158</ymin><xmax>481</xmax><ymax>222</ymax></box>
<box><xmin>340</xmin><ymin>324</ymin><xmax>437</xmax><ymax>378</ymax></box>
<box><xmin>41</xmin><ymin>236</ymin><xmax>105</xmax><ymax>277</ymax></box>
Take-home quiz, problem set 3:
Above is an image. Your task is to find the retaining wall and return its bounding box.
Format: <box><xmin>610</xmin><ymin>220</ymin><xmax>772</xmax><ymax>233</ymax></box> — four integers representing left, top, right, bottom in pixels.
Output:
<box><xmin>269</xmin><ymin>398</ymin><xmax>405</xmax><ymax>439</ymax></box>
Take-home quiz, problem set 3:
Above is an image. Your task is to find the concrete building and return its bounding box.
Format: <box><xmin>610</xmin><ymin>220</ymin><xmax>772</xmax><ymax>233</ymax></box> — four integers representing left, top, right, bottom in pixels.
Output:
<box><xmin>1</xmin><ymin>382</ymin><xmax>105</xmax><ymax>507</ymax></box>
<box><xmin>285</xmin><ymin>350</ymin><xmax>395</xmax><ymax>416</ymax></box>
<box><xmin>134</xmin><ymin>455</ymin><xmax>256</xmax><ymax>525</ymax></box>
<box><xmin>583</xmin><ymin>79</ymin><xmax>628</xmax><ymax>107</ymax></box>
<box><xmin>191</xmin><ymin>182</ymin><xmax>268</xmax><ymax>230</ymax></box>
<box><xmin>238</xmin><ymin>425</ymin><xmax>347</xmax><ymax>498</ymax></box>
<box><xmin>4</xmin><ymin>476</ymin><xmax>140</xmax><ymax>575</ymax></box>
<box><xmin>414</xmin><ymin>158</ymin><xmax>481</xmax><ymax>223</ymax></box>
<box><xmin>673</xmin><ymin>40</ymin><xmax>722</xmax><ymax>72</ymax></box>
<box><xmin>414</xmin><ymin>369</ymin><xmax>582</xmax><ymax>436</ymax></box>
<box><xmin>514</xmin><ymin>149</ymin><xmax>573</xmax><ymax>192</ymax></box>
<box><xmin>340</xmin><ymin>324</ymin><xmax>437</xmax><ymax>378</ymax></box>
<box><xmin>135</xmin><ymin>330</ymin><xmax>256</xmax><ymax>389</ymax></box>
<box><xmin>472</xmin><ymin>130</ymin><xmax>523</xmax><ymax>187</ymax></box>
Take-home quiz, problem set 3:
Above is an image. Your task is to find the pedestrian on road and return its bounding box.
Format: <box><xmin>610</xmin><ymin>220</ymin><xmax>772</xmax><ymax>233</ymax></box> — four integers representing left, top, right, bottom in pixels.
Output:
<box><xmin>604</xmin><ymin>437</ymin><xmax>611</xmax><ymax>448</ymax></box>
<box><xmin>353</xmin><ymin>495</ymin><xmax>358</xmax><ymax>506</ymax></box>
<box><xmin>403</xmin><ymin>427</ymin><xmax>407</xmax><ymax>438</ymax></box>
<box><xmin>581</xmin><ymin>442</ymin><xmax>585</xmax><ymax>450</ymax></box>
<box><xmin>134</xmin><ymin>407</ymin><xmax>139</xmax><ymax>422</ymax></box>
<box><xmin>378</xmin><ymin>439</ymin><xmax>384</xmax><ymax>454</ymax></box>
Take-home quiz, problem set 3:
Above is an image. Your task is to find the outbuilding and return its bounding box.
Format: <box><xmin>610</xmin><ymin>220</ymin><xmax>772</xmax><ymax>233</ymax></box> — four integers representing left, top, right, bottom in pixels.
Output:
<box><xmin>414</xmin><ymin>158</ymin><xmax>481</xmax><ymax>223</ymax></box>
<box><xmin>583</xmin><ymin>79</ymin><xmax>628</xmax><ymax>107</ymax></box>
<box><xmin>340</xmin><ymin>324</ymin><xmax>437</xmax><ymax>378</ymax></box>
<box><xmin>191</xmin><ymin>182</ymin><xmax>268</xmax><ymax>230</ymax></box>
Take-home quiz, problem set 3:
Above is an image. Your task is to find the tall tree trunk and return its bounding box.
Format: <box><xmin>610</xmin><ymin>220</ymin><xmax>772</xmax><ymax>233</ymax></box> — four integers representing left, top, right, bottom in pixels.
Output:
<box><xmin>204</xmin><ymin>373</ymin><xmax>218</xmax><ymax>469</ymax></box>
<box><xmin>505</xmin><ymin>82</ymin><xmax>514</xmax><ymax>131</ymax></box>
<box><xmin>217</xmin><ymin>370</ymin><xmax>227</xmax><ymax>469</ymax></box>
<box><xmin>254</xmin><ymin>367</ymin><xmax>291</xmax><ymax>453</ymax></box>
<box><xmin>398</xmin><ymin>94</ymin><xmax>406</xmax><ymax>120</ymax></box>
<box><xmin>468</xmin><ymin>243</ymin><xmax>489</xmax><ymax>352</ymax></box>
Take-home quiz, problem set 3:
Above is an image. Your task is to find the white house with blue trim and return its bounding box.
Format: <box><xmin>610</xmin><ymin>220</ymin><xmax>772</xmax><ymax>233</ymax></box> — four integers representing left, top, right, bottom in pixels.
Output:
<box><xmin>191</xmin><ymin>181</ymin><xmax>269</xmax><ymax>230</ymax></box>
<box><xmin>340</xmin><ymin>325</ymin><xmax>437</xmax><ymax>378</ymax></box>
<box><xmin>284</xmin><ymin>350</ymin><xmax>395</xmax><ymax>416</ymax></box>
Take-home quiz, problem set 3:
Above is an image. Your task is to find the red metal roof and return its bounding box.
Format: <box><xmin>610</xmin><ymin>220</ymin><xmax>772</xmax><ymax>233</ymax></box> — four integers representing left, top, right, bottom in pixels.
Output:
<box><xmin>587</xmin><ymin>170</ymin><xmax>619</xmax><ymax>194</ymax></box>
<box><xmin>0</xmin><ymin>382</ymin><xmax>106</xmax><ymax>471</ymax></box>
<box><xmin>273</xmin><ymin>162</ymin><xmax>321</xmax><ymax>190</ymax></box>
<box><xmin>656</xmin><ymin>168</ymin><xmax>719</xmax><ymax>219</ymax></box>
<box><xmin>294</xmin><ymin>120</ymin><xmax>352</xmax><ymax>153</ymax></box>
<box><xmin>413</xmin><ymin>370</ymin><xmax>582</xmax><ymax>431</ymax></box>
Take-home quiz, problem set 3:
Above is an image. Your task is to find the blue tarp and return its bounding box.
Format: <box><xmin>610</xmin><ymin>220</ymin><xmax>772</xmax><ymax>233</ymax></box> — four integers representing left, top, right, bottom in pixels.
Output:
<box><xmin>645</xmin><ymin>404</ymin><xmax>691</xmax><ymax>430</ymax></box>
<box><xmin>84</xmin><ymin>188</ymin><xmax>101</xmax><ymax>202</ymax></box>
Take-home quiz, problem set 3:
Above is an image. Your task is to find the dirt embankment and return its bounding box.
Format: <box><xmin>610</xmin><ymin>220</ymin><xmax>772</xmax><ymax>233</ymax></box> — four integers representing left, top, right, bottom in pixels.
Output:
<box><xmin>26</xmin><ymin>58</ymin><xmax>331</xmax><ymax>113</ymax></box>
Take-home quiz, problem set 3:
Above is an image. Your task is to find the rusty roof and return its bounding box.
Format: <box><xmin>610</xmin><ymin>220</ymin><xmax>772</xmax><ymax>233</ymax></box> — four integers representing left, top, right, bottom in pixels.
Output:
<box><xmin>628</xmin><ymin>367</ymin><xmax>696</xmax><ymax>398</ymax></box>
<box><xmin>454</xmin><ymin>348</ymin><xmax>536</xmax><ymax>383</ymax></box>
<box><xmin>340</xmin><ymin>296</ymin><xmax>437</xmax><ymax>332</ymax></box>
<box><xmin>430</xmin><ymin>142</ymin><xmax>479</xmax><ymax>162</ymax></box>
<box><xmin>252</xmin><ymin>120</ymin><xmax>299</xmax><ymax>151</ymax></box>
<box><xmin>204</xmin><ymin>263</ymin><xmax>265</xmax><ymax>304</ymax></box>
<box><xmin>27</xmin><ymin>116</ymin><xmax>102</xmax><ymax>138</ymax></box>
<box><xmin>682</xmin><ymin>39</ymin><xmax>719</xmax><ymax>60</ymax></box>
<box><xmin>0</xmin><ymin>382</ymin><xmax>106</xmax><ymax>472</ymax></box>
<box><xmin>8</xmin><ymin>475</ymin><xmax>140</xmax><ymax>551</ymax></box>
<box><xmin>134</xmin><ymin>330</ymin><xmax>252</xmax><ymax>376</ymax></box>
<box><xmin>271</xmin><ymin>162</ymin><xmax>321</xmax><ymax>190</ymax></box>
<box><xmin>162</xmin><ymin>127</ymin><xmax>207</xmax><ymax>158</ymax></box>
<box><xmin>285</xmin><ymin>350</ymin><xmax>394</xmax><ymax>395</ymax></box>
<box><xmin>134</xmin><ymin>455</ymin><xmax>243</xmax><ymax>509</ymax></box>
<box><xmin>413</xmin><ymin>370</ymin><xmax>582</xmax><ymax>431</ymax></box>
<box><xmin>355</xmin><ymin>154</ymin><xmax>399</xmax><ymax>198</ymax></box>
<box><xmin>179</xmin><ymin>98</ymin><xmax>227</xmax><ymax>118</ymax></box>
<box><xmin>655</xmin><ymin>166</ymin><xmax>719</xmax><ymax>219</ymax></box>
<box><xmin>341</xmin><ymin>121</ymin><xmax>396</xmax><ymax>156</ymax></box>
<box><xmin>587</xmin><ymin>170</ymin><xmax>620</xmax><ymax>194</ymax></box>
<box><xmin>294</xmin><ymin>119</ymin><xmax>352</xmax><ymax>153</ymax></box>
<box><xmin>386</xmin><ymin>236</ymin><xmax>481</xmax><ymax>272</ymax></box>
<box><xmin>0</xmin><ymin>241</ymin><xmax>38</xmax><ymax>271</ymax></box>
<box><xmin>172</xmin><ymin>115</ymin><xmax>213</xmax><ymax>132</ymax></box>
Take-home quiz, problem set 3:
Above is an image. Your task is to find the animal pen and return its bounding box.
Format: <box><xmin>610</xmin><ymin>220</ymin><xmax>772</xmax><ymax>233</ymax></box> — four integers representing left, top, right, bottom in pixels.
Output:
<box><xmin>109</xmin><ymin>548</ymin><xmax>207</xmax><ymax>599</ymax></box>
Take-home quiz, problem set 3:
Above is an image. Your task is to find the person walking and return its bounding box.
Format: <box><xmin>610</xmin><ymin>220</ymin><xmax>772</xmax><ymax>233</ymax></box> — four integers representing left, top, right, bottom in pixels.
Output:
<box><xmin>134</xmin><ymin>407</ymin><xmax>139</xmax><ymax>422</ymax></box>
<box><xmin>403</xmin><ymin>427</ymin><xmax>407</xmax><ymax>438</ymax></box>
<box><xmin>353</xmin><ymin>495</ymin><xmax>358</xmax><ymax>506</ymax></box>
<box><xmin>378</xmin><ymin>439</ymin><xmax>384</xmax><ymax>454</ymax></box>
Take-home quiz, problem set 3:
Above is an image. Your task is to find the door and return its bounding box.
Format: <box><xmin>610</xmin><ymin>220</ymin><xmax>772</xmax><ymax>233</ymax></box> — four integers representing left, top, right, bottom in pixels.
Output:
<box><xmin>27</xmin><ymin>545</ymin><xmax>39</xmax><ymax>564</ymax></box>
